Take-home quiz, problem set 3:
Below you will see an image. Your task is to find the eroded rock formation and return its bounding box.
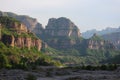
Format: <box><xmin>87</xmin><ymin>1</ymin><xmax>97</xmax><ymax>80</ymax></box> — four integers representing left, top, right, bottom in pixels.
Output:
<box><xmin>0</xmin><ymin>17</ymin><xmax>42</xmax><ymax>51</ymax></box>
<box><xmin>86</xmin><ymin>34</ymin><xmax>116</xmax><ymax>50</ymax></box>
<box><xmin>45</xmin><ymin>17</ymin><xmax>81</xmax><ymax>37</ymax></box>
<box><xmin>102</xmin><ymin>32</ymin><xmax>120</xmax><ymax>49</ymax></box>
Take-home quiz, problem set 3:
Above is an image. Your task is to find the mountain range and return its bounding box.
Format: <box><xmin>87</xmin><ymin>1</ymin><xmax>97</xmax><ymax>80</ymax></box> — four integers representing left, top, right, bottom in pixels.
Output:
<box><xmin>0</xmin><ymin>11</ymin><xmax>120</xmax><ymax>66</ymax></box>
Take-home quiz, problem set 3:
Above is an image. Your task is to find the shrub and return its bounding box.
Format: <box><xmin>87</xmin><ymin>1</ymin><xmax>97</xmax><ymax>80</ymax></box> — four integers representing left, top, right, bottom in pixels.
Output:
<box><xmin>26</xmin><ymin>74</ymin><xmax>37</xmax><ymax>80</ymax></box>
<box><xmin>100</xmin><ymin>65</ymin><xmax>107</xmax><ymax>70</ymax></box>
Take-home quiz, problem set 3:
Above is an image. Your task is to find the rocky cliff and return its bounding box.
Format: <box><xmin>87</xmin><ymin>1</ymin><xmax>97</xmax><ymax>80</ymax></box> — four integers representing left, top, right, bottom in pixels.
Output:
<box><xmin>102</xmin><ymin>32</ymin><xmax>120</xmax><ymax>49</ymax></box>
<box><xmin>0</xmin><ymin>16</ymin><xmax>42</xmax><ymax>51</ymax></box>
<box><xmin>41</xmin><ymin>17</ymin><xmax>82</xmax><ymax>49</ymax></box>
<box><xmin>85</xmin><ymin>33</ymin><xmax>115</xmax><ymax>50</ymax></box>
<box><xmin>87</xmin><ymin>39</ymin><xmax>115</xmax><ymax>50</ymax></box>
<box><xmin>45</xmin><ymin>17</ymin><xmax>81</xmax><ymax>37</ymax></box>
<box><xmin>2</xmin><ymin>35</ymin><xmax>42</xmax><ymax>51</ymax></box>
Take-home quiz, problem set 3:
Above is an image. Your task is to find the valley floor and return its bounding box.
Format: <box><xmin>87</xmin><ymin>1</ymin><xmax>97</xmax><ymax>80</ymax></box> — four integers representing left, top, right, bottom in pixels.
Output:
<box><xmin>0</xmin><ymin>66</ymin><xmax>120</xmax><ymax>80</ymax></box>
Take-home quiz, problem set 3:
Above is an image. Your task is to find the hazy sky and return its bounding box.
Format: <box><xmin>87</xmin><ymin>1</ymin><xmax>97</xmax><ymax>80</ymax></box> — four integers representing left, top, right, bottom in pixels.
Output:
<box><xmin>0</xmin><ymin>0</ymin><xmax>120</xmax><ymax>32</ymax></box>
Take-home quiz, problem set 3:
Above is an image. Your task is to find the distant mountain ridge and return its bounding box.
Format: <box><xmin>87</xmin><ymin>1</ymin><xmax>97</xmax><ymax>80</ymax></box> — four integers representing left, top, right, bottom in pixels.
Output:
<box><xmin>82</xmin><ymin>27</ymin><xmax>120</xmax><ymax>39</ymax></box>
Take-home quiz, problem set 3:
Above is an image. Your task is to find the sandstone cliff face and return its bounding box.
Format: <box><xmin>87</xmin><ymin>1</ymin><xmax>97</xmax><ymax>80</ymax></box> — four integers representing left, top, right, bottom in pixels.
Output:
<box><xmin>10</xmin><ymin>22</ymin><xmax>28</xmax><ymax>33</ymax></box>
<box><xmin>42</xmin><ymin>17</ymin><xmax>82</xmax><ymax>49</ymax></box>
<box><xmin>87</xmin><ymin>40</ymin><xmax>115</xmax><ymax>50</ymax></box>
<box><xmin>0</xmin><ymin>17</ymin><xmax>42</xmax><ymax>51</ymax></box>
<box><xmin>86</xmin><ymin>34</ymin><xmax>116</xmax><ymax>50</ymax></box>
<box><xmin>45</xmin><ymin>17</ymin><xmax>81</xmax><ymax>37</ymax></box>
<box><xmin>87</xmin><ymin>40</ymin><xmax>105</xmax><ymax>49</ymax></box>
<box><xmin>1</xmin><ymin>33</ymin><xmax>42</xmax><ymax>52</ymax></box>
<box><xmin>102</xmin><ymin>32</ymin><xmax>120</xmax><ymax>49</ymax></box>
<box><xmin>1</xmin><ymin>32</ymin><xmax>42</xmax><ymax>51</ymax></box>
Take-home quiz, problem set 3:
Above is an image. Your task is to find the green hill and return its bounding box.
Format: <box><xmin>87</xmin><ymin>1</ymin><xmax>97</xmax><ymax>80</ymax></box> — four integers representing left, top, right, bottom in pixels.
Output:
<box><xmin>0</xmin><ymin>16</ymin><xmax>61</xmax><ymax>69</ymax></box>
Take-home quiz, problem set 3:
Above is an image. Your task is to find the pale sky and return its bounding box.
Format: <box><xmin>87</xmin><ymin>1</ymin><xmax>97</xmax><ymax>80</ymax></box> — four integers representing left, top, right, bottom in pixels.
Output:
<box><xmin>0</xmin><ymin>0</ymin><xmax>120</xmax><ymax>32</ymax></box>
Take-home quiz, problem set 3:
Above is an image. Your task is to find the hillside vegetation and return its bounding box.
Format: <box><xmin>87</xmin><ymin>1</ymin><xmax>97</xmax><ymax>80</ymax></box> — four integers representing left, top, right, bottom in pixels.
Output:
<box><xmin>0</xmin><ymin>12</ymin><xmax>120</xmax><ymax>66</ymax></box>
<box><xmin>0</xmin><ymin>16</ymin><xmax>61</xmax><ymax>69</ymax></box>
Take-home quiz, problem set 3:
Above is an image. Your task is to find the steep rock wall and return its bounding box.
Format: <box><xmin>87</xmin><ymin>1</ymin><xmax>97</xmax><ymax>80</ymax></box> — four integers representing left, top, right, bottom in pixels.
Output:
<box><xmin>45</xmin><ymin>17</ymin><xmax>81</xmax><ymax>37</ymax></box>
<box><xmin>1</xmin><ymin>33</ymin><xmax>42</xmax><ymax>51</ymax></box>
<box><xmin>0</xmin><ymin>16</ymin><xmax>42</xmax><ymax>51</ymax></box>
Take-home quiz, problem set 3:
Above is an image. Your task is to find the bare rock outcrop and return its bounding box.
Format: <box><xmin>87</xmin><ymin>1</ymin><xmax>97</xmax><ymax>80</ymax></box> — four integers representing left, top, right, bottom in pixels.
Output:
<box><xmin>1</xmin><ymin>33</ymin><xmax>42</xmax><ymax>51</ymax></box>
<box><xmin>45</xmin><ymin>17</ymin><xmax>81</xmax><ymax>37</ymax></box>
<box><xmin>87</xmin><ymin>34</ymin><xmax>116</xmax><ymax>50</ymax></box>
<box><xmin>0</xmin><ymin>17</ymin><xmax>42</xmax><ymax>51</ymax></box>
<box><xmin>102</xmin><ymin>32</ymin><xmax>120</xmax><ymax>49</ymax></box>
<box><xmin>42</xmin><ymin>17</ymin><xmax>82</xmax><ymax>49</ymax></box>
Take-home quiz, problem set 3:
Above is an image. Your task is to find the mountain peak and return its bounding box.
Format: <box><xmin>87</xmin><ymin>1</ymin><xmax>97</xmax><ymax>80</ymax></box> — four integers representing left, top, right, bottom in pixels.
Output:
<box><xmin>45</xmin><ymin>17</ymin><xmax>81</xmax><ymax>37</ymax></box>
